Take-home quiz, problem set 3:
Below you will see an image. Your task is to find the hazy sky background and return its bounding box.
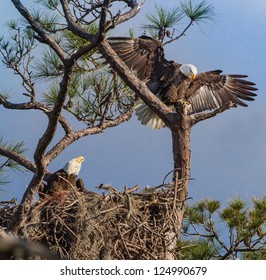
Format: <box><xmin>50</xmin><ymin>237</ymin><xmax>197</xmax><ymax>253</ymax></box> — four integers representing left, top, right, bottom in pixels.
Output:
<box><xmin>0</xmin><ymin>0</ymin><xmax>265</xmax><ymax>206</ymax></box>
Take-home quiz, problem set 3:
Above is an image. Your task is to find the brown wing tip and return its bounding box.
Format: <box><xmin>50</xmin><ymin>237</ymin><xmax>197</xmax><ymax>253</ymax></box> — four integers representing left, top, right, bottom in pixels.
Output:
<box><xmin>229</xmin><ymin>74</ymin><xmax>257</xmax><ymax>84</ymax></box>
<box><xmin>229</xmin><ymin>75</ymin><xmax>258</xmax><ymax>92</ymax></box>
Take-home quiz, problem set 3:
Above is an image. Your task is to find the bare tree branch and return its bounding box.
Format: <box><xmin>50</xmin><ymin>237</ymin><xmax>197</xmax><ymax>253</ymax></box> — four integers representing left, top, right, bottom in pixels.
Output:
<box><xmin>70</xmin><ymin>0</ymin><xmax>143</xmax><ymax>31</ymax></box>
<box><xmin>59</xmin><ymin>0</ymin><xmax>97</xmax><ymax>41</ymax></box>
<box><xmin>0</xmin><ymin>145</ymin><xmax>35</xmax><ymax>173</ymax></box>
<box><xmin>105</xmin><ymin>0</ymin><xmax>144</xmax><ymax>28</ymax></box>
<box><xmin>31</xmin><ymin>66</ymin><xmax>74</xmax><ymax>190</ymax></box>
<box><xmin>98</xmin><ymin>0</ymin><xmax>111</xmax><ymax>40</ymax></box>
<box><xmin>191</xmin><ymin>102</ymin><xmax>235</xmax><ymax>126</ymax></box>
<box><xmin>163</xmin><ymin>19</ymin><xmax>194</xmax><ymax>46</ymax></box>
<box><xmin>0</xmin><ymin>96</ymin><xmax>73</xmax><ymax>136</ymax></box>
<box><xmin>45</xmin><ymin>108</ymin><xmax>133</xmax><ymax>164</ymax></box>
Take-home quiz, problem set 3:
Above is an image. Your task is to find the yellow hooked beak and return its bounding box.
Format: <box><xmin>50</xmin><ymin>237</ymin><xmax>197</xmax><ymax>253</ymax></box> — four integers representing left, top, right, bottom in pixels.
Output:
<box><xmin>190</xmin><ymin>73</ymin><xmax>196</xmax><ymax>80</ymax></box>
<box><xmin>76</xmin><ymin>156</ymin><xmax>85</xmax><ymax>163</ymax></box>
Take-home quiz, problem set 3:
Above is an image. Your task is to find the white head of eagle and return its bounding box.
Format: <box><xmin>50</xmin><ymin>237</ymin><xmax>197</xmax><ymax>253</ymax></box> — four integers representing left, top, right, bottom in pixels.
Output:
<box><xmin>180</xmin><ymin>64</ymin><xmax>198</xmax><ymax>79</ymax></box>
<box><xmin>62</xmin><ymin>156</ymin><xmax>85</xmax><ymax>176</ymax></box>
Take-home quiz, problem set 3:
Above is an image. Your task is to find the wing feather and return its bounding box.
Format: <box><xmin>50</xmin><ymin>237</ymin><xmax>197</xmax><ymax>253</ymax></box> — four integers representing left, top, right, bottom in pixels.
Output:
<box><xmin>108</xmin><ymin>36</ymin><xmax>167</xmax><ymax>80</ymax></box>
<box><xmin>187</xmin><ymin>72</ymin><xmax>257</xmax><ymax>113</ymax></box>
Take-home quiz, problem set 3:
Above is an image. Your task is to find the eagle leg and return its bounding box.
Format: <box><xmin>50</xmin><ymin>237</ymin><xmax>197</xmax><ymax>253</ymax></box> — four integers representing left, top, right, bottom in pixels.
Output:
<box><xmin>175</xmin><ymin>100</ymin><xmax>192</xmax><ymax>115</ymax></box>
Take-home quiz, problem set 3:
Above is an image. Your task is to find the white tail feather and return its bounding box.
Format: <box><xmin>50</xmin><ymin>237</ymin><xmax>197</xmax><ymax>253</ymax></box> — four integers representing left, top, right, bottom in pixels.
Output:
<box><xmin>134</xmin><ymin>100</ymin><xmax>167</xmax><ymax>129</ymax></box>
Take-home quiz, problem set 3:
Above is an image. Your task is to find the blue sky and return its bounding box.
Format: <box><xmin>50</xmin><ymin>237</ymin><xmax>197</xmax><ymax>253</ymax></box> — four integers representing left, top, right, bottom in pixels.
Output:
<box><xmin>0</xmin><ymin>0</ymin><xmax>266</xmax><ymax>205</ymax></box>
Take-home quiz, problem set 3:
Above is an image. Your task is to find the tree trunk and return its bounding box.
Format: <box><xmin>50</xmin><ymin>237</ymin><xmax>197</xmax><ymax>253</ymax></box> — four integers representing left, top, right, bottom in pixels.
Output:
<box><xmin>165</xmin><ymin>113</ymin><xmax>192</xmax><ymax>259</ymax></box>
<box><xmin>172</xmin><ymin>113</ymin><xmax>192</xmax><ymax>216</ymax></box>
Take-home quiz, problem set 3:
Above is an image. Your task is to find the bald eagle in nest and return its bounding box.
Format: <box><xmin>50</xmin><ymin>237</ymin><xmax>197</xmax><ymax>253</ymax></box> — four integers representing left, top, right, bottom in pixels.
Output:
<box><xmin>108</xmin><ymin>36</ymin><xmax>257</xmax><ymax>129</ymax></box>
<box><xmin>39</xmin><ymin>156</ymin><xmax>88</xmax><ymax>197</ymax></box>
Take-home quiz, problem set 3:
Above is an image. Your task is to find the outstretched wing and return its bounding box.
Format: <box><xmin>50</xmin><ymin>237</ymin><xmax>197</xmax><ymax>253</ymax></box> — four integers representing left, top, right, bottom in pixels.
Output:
<box><xmin>108</xmin><ymin>36</ymin><xmax>169</xmax><ymax>80</ymax></box>
<box><xmin>187</xmin><ymin>71</ymin><xmax>257</xmax><ymax>113</ymax></box>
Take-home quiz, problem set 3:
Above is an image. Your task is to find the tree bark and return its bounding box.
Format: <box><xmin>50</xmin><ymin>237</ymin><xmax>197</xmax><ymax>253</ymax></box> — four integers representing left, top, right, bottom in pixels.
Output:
<box><xmin>172</xmin><ymin>114</ymin><xmax>192</xmax><ymax>227</ymax></box>
<box><xmin>164</xmin><ymin>112</ymin><xmax>192</xmax><ymax>259</ymax></box>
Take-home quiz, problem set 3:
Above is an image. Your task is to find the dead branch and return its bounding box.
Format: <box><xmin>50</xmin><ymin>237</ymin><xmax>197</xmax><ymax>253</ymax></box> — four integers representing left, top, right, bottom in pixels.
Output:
<box><xmin>191</xmin><ymin>101</ymin><xmax>235</xmax><ymax>126</ymax></box>
<box><xmin>0</xmin><ymin>97</ymin><xmax>73</xmax><ymax>135</ymax></box>
<box><xmin>44</xmin><ymin>108</ymin><xmax>133</xmax><ymax>165</ymax></box>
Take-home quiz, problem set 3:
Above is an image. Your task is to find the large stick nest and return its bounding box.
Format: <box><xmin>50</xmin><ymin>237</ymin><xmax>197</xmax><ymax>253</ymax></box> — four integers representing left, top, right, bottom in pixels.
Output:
<box><xmin>0</xmin><ymin>180</ymin><xmax>186</xmax><ymax>260</ymax></box>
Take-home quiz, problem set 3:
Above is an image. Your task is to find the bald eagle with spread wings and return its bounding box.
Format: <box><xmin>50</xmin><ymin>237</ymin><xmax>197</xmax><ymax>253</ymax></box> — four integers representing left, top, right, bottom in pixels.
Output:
<box><xmin>108</xmin><ymin>36</ymin><xmax>257</xmax><ymax>129</ymax></box>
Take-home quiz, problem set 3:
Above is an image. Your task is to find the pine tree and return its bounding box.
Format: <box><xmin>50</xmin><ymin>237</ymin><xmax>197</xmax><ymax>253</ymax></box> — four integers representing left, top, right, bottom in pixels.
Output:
<box><xmin>0</xmin><ymin>1</ymin><xmax>261</xmax><ymax>260</ymax></box>
<box><xmin>178</xmin><ymin>197</ymin><xmax>266</xmax><ymax>259</ymax></box>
